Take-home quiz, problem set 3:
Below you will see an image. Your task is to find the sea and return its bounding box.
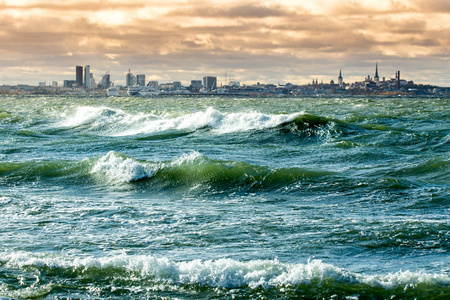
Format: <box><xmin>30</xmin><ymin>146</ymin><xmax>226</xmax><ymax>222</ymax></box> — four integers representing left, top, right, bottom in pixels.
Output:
<box><xmin>0</xmin><ymin>95</ymin><xmax>448</xmax><ymax>299</ymax></box>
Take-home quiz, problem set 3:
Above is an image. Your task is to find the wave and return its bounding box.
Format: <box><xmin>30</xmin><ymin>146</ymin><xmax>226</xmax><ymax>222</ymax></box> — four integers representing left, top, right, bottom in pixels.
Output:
<box><xmin>0</xmin><ymin>112</ymin><xmax>11</xmax><ymax>119</ymax></box>
<box><xmin>0</xmin><ymin>108</ymin><xmax>21</xmax><ymax>123</ymax></box>
<box><xmin>0</xmin><ymin>151</ymin><xmax>333</xmax><ymax>192</ymax></box>
<box><xmin>57</xmin><ymin>106</ymin><xmax>423</xmax><ymax>144</ymax></box>
<box><xmin>278</xmin><ymin>114</ymin><xmax>333</xmax><ymax>132</ymax></box>
<box><xmin>59</xmin><ymin>105</ymin><xmax>153</xmax><ymax>134</ymax></box>
<box><xmin>0</xmin><ymin>160</ymin><xmax>87</xmax><ymax>181</ymax></box>
<box><xmin>90</xmin><ymin>151</ymin><xmax>156</xmax><ymax>183</ymax></box>
<box><xmin>1</xmin><ymin>251</ymin><xmax>448</xmax><ymax>299</ymax></box>
<box><xmin>3</xmin><ymin>150</ymin><xmax>448</xmax><ymax>194</ymax></box>
<box><xmin>386</xmin><ymin>157</ymin><xmax>450</xmax><ymax>184</ymax></box>
<box><xmin>90</xmin><ymin>151</ymin><xmax>334</xmax><ymax>191</ymax></box>
<box><xmin>59</xmin><ymin>106</ymin><xmax>305</xmax><ymax>136</ymax></box>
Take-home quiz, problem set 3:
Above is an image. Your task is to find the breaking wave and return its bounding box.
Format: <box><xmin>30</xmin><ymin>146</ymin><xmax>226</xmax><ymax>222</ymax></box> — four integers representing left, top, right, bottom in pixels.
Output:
<box><xmin>2</xmin><ymin>150</ymin><xmax>448</xmax><ymax>195</ymax></box>
<box><xmin>58</xmin><ymin>106</ymin><xmax>418</xmax><ymax>141</ymax></box>
<box><xmin>59</xmin><ymin>106</ymin><xmax>306</xmax><ymax>136</ymax></box>
<box><xmin>0</xmin><ymin>150</ymin><xmax>327</xmax><ymax>189</ymax></box>
<box><xmin>89</xmin><ymin>151</ymin><xmax>333</xmax><ymax>190</ymax></box>
<box><xmin>1</xmin><ymin>251</ymin><xmax>448</xmax><ymax>299</ymax></box>
<box><xmin>90</xmin><ymin>151</ymin><xmax>156</xmax><ymax>183</ymax></box>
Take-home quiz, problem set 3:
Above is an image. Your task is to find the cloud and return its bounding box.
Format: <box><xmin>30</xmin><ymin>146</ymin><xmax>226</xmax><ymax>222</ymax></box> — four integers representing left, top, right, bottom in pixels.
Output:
<box><xmin>411</xmin><ymin>0</ymin><xmax>450</xmax><ymax>13</ymax></box>
<box><xmin>0</xmin><ymin>0</ymin><xmax>448</xmax><ymax>86</ymax></box>
<box><xmin>170</xmin><ymin>2</ymin><xmax>292</xmax><ymax>18</ymax></box>
<box><xmin>0</xmin><ymin>0</ymin><xmax>146</xmax><ymax>11</ymax></box>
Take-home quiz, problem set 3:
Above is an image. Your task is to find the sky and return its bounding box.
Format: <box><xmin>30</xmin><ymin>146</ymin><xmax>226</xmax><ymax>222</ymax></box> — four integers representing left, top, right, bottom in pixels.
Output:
<box><xmin>0</xmin><ymin>0</ymin><xmax>449</xmax><ymax>87</ymax></box>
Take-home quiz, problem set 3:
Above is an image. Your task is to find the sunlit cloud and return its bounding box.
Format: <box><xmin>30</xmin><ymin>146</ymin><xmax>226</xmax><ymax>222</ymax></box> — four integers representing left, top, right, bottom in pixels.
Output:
<box><xmin>0</xmin><ymin>0</ymin><xmax>448</xmax><ymax>86</ymax></box>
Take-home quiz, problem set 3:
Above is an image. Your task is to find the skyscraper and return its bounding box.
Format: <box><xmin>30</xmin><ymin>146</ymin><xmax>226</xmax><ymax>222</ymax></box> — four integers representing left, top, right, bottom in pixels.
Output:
<box><xmin>137</xmin><ymin>74</ymin><xmax>146</xmax><ymax>87</ymax></box>
<box><xmin>126</xmin><ymin>69</ymin><xmax>136</xmax><ymax>87</ymax></box>
<box><xmin>90</xmin><ymin>73</ymin><xmax>96</xmax><ymax>89</ymax></box>
<box><xmin>76</xmin><ymin>66</ymin><xmax>83</xmax><ymax>87</ymax></box>
<box><xmin>84</xmin><ymin>65</ymin><xmax>91</xmax><ymax>88</ymax></box>
<box><xmin>100</xmin><ymin>72</ymin><xmax>111</xmax><ymax>89</ymax></box>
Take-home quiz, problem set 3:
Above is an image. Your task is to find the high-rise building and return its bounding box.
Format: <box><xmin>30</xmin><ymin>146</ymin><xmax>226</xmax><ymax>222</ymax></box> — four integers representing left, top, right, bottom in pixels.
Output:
<box><xmin>90</xmin><ymin>73</ymin><xmax>96</xmax><ymax>89</ymax></box>
<box><xmin>84</xmin><ymin>65</ymin><xmax>91</xmax><ymax>88</ymax></box>
<box><xmin>76</xmin><ymin>66</ymin><xmax>83</xmax><ymax>87</ymax></box>
<box><xmin>203</xmin><ymin>76</ymin><xmax>217</xmax><ymax>91</ymax></box>
<box><xmin>126</xmin><ymin>69</ymin><xmax>136</xmax><ymax>87</ymax></box>
<box><xmin>137</xmin><ymin>74</ymin><xmax>146</xmax><ymax>86</ymax></box>
<box><xmin>99</xmin><ymin>72</ymin><xmax>111</xmax><ymax>89</ymax></box>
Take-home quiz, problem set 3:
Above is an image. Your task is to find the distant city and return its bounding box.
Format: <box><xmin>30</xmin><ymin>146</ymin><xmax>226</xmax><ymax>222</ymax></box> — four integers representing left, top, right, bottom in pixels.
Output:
<box><xmin>0</xmin><ymin>64</ymin><xmax>449</xmax><ymax>96</ymax></box>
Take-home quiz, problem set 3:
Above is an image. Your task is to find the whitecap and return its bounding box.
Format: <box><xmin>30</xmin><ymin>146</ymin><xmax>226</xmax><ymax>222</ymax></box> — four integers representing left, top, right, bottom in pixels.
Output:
<box><xmin>64</xmin><ymin>107</ymin><xmax>305</xmax><ymax>137</ymax></box>
<box><xmin>2</xmin><ymin>252</ymin><xmax>448</xmax><ymax>290</ymax></box>
<box><xmin>90</xmin><ymin>151</ymin><xmax>156</xmax><ymax>183</ymax></box>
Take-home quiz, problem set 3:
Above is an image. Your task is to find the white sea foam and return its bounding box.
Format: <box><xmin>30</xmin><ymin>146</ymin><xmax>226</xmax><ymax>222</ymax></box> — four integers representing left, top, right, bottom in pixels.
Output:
<box><xmin>60</xmin><ymin>106</ymin><xmax>154</xmax><ymax>133</ymax></box>
<box><xmin>90</xmin><ymin>151</ymin><xmax>208</xmax><ymax>184</ymax></box>
<box><xmin>2</xmin><ymin>252</ymin><xmax>449</xmax><ymax>290</ymax></box>
<box><xmin>60</xmin><ymin>106</ymin><xmax>302</xmax><ymax>136</ymax></box>
<box><xmin>90</xmin><ymin>151</ymin><xmax>156</xmax><ymax>183</ymax></box>
<box><xmin>212</xmin><ymin>110</ymin><xmax>302</xmax><ymax>134</ymax></box>
<box><xmin>143</xmin><ymin>107</ymin><xmax>303</xmax><ymax>135</ymax></box>
<box><xmin>170</xmin><ymin>151</ymin><xmax>204</xmax><ymax>167</ymax></box>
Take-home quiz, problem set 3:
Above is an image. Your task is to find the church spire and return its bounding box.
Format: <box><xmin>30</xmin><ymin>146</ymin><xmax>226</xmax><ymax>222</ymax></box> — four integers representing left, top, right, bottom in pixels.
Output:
<box><xmin>374</xmin><ymin>63</ymin><xmax>380</xmax><ymax>85</ymax></box>
<box><xmin>338</xmin><ymin>68</ymin><xmax>343</xmax><ymax>88</ymax></box>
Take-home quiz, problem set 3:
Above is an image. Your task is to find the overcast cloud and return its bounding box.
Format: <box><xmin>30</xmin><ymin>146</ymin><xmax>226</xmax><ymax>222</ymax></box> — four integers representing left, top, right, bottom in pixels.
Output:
<box><xmin>0</xmin><ymin>0</ymin><xmax>448</xmax><ymax>86</ymax></box>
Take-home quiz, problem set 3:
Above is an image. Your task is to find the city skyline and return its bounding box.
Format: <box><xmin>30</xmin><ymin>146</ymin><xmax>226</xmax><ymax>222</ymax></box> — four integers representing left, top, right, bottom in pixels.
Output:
<box><xmin>0</xmin><ymin>0</ymin><xmax>449</xmax><ymax>86</ymax></box>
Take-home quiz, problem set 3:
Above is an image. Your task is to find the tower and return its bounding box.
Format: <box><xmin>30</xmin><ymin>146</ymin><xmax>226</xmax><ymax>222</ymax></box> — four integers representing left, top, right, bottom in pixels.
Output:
<box><xmin>84</xmin><ymin>65</ymin><xmax>90</xmax><ymax>89</ymax></box>
<box><xmin>374</xmin><ymin>63</ymin><xmax>380</xmax><ymax>86</ymax></box>
<box><xmin>338</xmin><ymin>69</ymin><xmax>343</xmax><ymax>88</ymax></box>
<box><xmin>126</xmin><ymin>69</ymin><xmax>136</xmax><ymax>87</ymax></box>
<box><xmin>76</xmin><ymin>66</ymin><xmax>83</xmax><ymax>87</ymax></box>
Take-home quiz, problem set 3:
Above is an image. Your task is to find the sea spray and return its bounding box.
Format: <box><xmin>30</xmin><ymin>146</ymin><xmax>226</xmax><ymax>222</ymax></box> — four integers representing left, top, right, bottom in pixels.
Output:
<box><xmin>0</xmin><ymin>151</ymin><xmax>331</xmax><ymax>190</ymax></box>
<box><xmin>59</xmin><ymin>106</ymin><xmax>304</xmax><ymax>136</ymax></box>
<box><xmin>90</xmin><ymin>151</ymin><xmax>156</xmax><ymax>183</ymax></box>
<box><xmin>1</xmin><ymin>251</ymin><xmax>448</xmax><ymax>294</ymax></box>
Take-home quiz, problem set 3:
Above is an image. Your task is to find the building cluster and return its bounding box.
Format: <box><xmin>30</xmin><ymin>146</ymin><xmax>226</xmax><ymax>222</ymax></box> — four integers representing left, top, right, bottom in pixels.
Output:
<box><xmin>0</xmin><ymin>64</ymin><xmax>448</xmax><ymax>96</ymax></box>
<box><xmin>299</xmin><ymin>66</ymin><xmax>411</xmax><ymax>96</ymax></box>
<box><xmin>63</xmin><ymin>65</ymin><xmax>111</xmax><ymax>90</ymax></box>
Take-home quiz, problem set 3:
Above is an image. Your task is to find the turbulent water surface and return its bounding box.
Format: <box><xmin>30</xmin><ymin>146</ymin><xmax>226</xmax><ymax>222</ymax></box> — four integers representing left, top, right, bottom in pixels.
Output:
<box><xmin>0</xmin><ymin>95</ymin><xmax>449</xmax><ymax>299</ymax></box>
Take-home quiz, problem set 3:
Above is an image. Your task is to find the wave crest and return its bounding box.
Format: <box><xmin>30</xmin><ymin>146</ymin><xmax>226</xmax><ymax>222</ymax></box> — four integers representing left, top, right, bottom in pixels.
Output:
<box><xmin>59</xmin><ymin>106</ymin><xmax>304</xmax><ymax>136</ymax></box>
<box><xmin>0</xmin><ymin>151</ymin><xmax>332</xmax><ymax>190</ymax></box>
<box><xmin>2</xmin><ymin>251</ymin><xmax>448</xmax><ymax>292</ymax></box>
<box><xmin>90</xmin><ymin>151</ymin><xmax>156</xmax><ymax>183</ymax></box>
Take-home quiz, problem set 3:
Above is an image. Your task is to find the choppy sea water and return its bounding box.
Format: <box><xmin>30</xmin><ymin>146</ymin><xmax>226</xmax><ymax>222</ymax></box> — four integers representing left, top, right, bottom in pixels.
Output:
<box><xmin>0</xmin><ymin>95</ymin><xmax>449</xmax><ymax>299</ymax></box>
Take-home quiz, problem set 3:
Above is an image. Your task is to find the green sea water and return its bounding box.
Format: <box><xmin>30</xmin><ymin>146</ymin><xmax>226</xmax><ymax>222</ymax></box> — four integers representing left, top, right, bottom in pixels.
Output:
<box><xmin>0</xmin><ymin>95</ymin><xmax>449</xmax><ymax>299</ymax></box>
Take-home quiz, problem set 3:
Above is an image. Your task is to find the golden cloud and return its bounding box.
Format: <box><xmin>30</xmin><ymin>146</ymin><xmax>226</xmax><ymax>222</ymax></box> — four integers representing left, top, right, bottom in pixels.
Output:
<box><xmin>0</xmin><ymin>0</ymin><xmax>448</xmax><ymax>85</ymax></box>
